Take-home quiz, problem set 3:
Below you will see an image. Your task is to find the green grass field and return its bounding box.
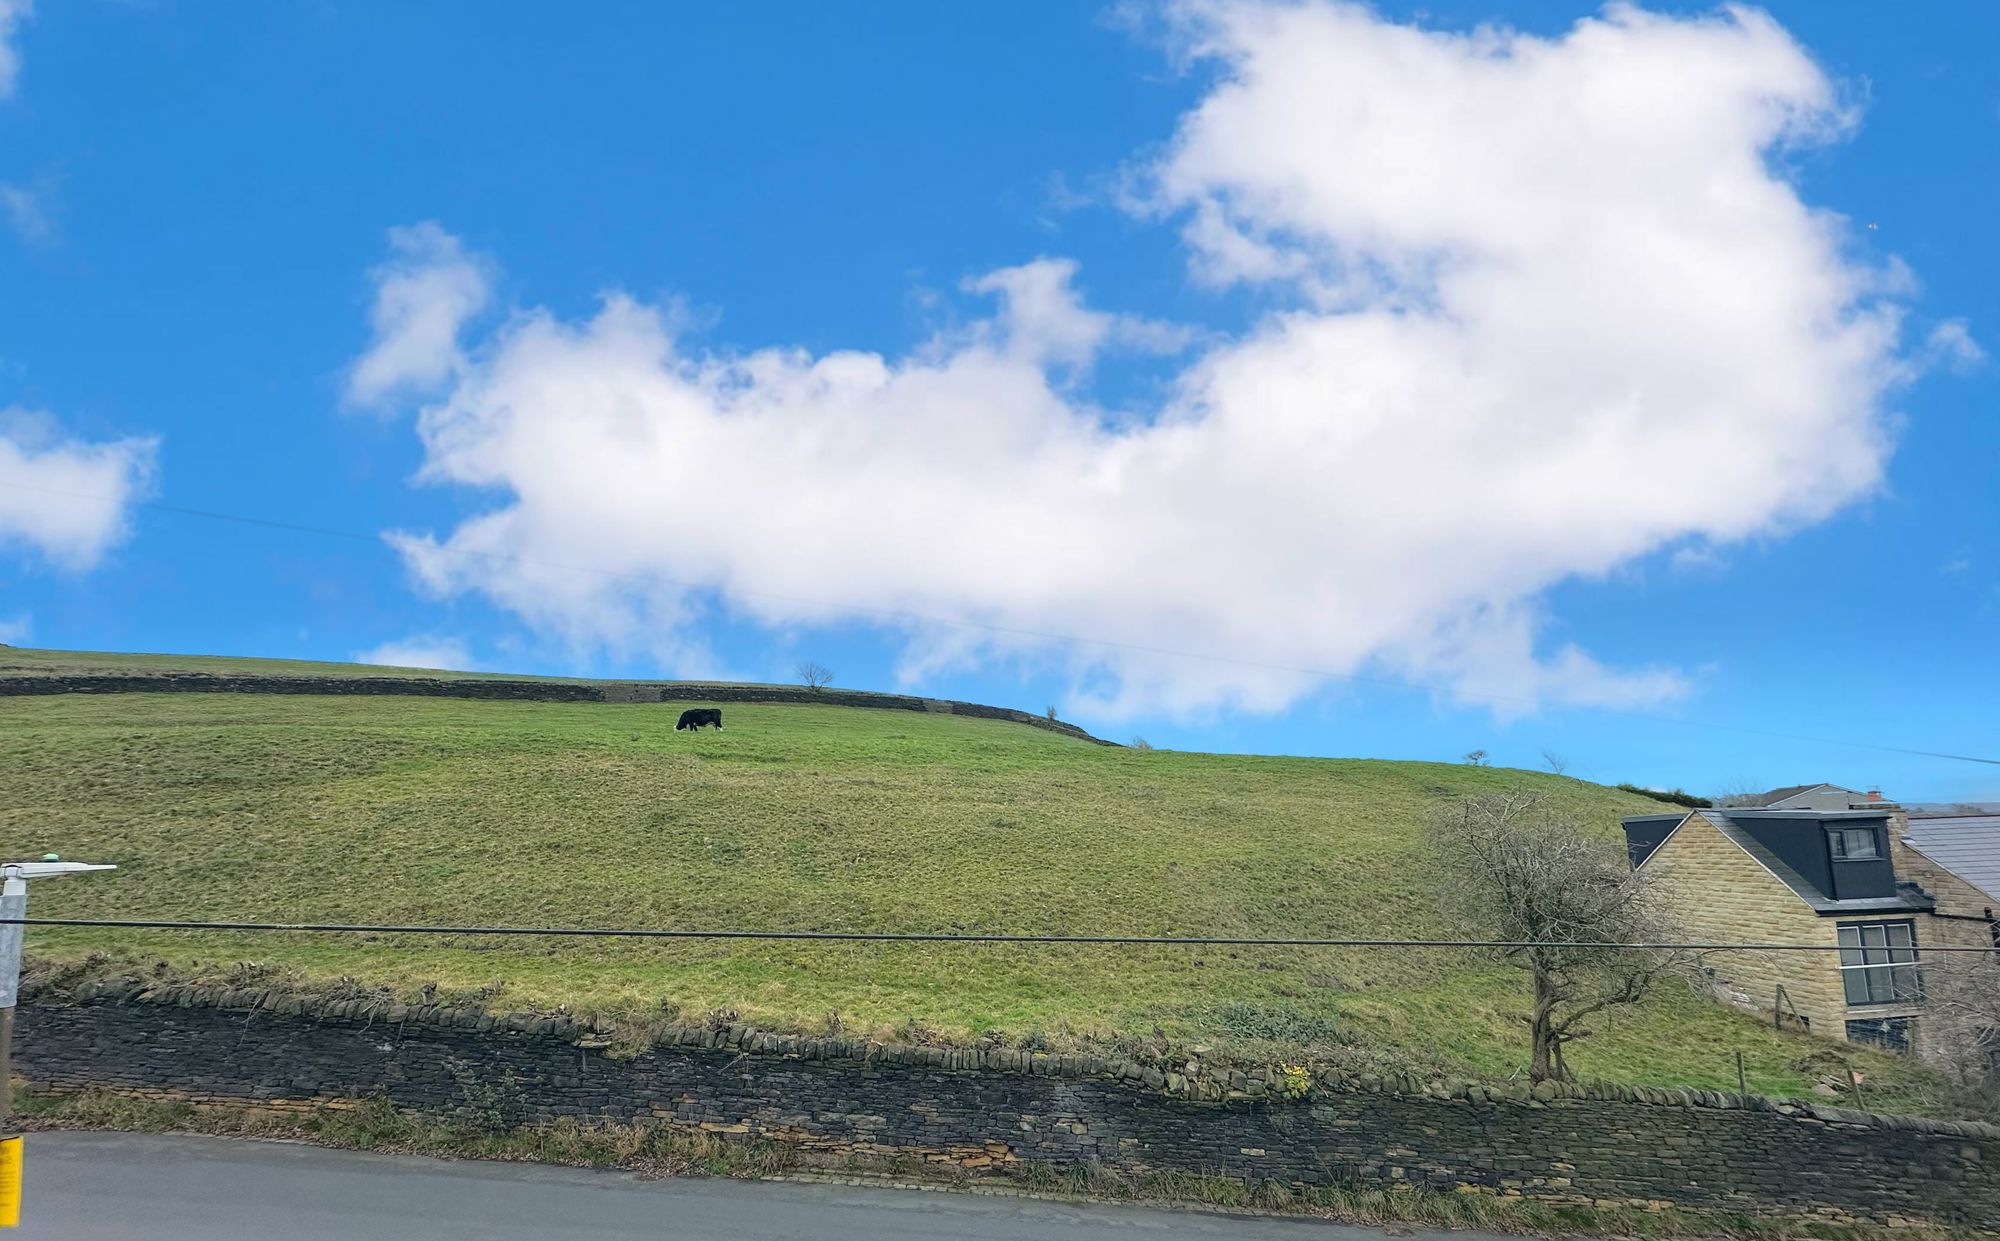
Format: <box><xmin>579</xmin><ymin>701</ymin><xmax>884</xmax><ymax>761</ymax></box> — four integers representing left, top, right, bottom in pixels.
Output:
<box><xmin>0</xmin><ymin>648</ymin><xmax>1940</xmax><ymax>1107</ymax></box>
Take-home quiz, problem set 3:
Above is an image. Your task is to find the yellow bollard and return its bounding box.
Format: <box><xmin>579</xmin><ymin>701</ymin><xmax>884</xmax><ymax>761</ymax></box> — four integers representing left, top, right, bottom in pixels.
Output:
<box><xmin>0</xmin><ymin>1134</ymin><xmax>19</xmax><ymax>1227</ymax></box>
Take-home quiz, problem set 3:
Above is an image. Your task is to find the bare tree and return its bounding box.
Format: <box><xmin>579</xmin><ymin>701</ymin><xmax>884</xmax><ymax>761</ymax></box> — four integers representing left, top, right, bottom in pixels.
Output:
<box><xmin>1709</xmin><ymin>779</ymin><xmax>1766</xmax><ymax>808</ymax></box>
<box><xmin>1129</xmin><ymin>736</ymin><xmax>1154</xmax><ymax>751</ymax></box>
<box><xmin>794</xmin><ymin>661</ymin><xmax>834</xmax><ymax>691</ymax></box>
<box><xmin>1919</xmin><ymin>951</ymin><xmax>2000</xmax><ymax>1100</ymax></box>
<box><xmin>1046</xmin><ymin>705</ymin><xmax>1059</xmax><ymax>722</ymax></box>
<box><xmin>1429</xmin><ymin>793</ymin><xmax>1699</xmax><ymax>1082</ymax></box>
<box><xmin>1462</xmin><ymin>749</ymin><xmax>1489</xmax><ymax>767</ymax></box>
<box><xmin>1541</xmin><ymin>749</ymin><xmax>1569</xmax><ymax>776</ymax></box>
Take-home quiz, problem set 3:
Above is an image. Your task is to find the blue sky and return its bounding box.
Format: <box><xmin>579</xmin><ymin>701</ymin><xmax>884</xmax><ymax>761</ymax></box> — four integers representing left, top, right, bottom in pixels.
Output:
<box><xmin>0</xmin><ymin>1</ymin><xmax>1994</xmax><ymax>801</ymax></box>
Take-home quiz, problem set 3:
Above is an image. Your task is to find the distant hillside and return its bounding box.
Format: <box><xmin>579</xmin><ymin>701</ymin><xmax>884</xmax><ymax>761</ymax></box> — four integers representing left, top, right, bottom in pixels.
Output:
<box><xmin>0</xmin><ymin>648</ymin><xmax>1934</xmax><ymax>1106</ymax></box>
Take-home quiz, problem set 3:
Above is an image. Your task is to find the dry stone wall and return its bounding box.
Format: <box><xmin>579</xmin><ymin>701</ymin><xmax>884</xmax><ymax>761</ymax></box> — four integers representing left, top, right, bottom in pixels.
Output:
<box><xmin>0</xmin><ymin>673</ymin><xmax>1112</xmax><ymax>744</ymax></box>
<box><xmin>14</xmin><ymin>982</ymin><xmax>1997</xmax><ymax>1230</ymax></box>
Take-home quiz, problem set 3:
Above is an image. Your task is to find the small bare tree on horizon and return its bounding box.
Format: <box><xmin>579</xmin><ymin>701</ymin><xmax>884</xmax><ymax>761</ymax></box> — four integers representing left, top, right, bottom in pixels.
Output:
<box><xmin>1429</xmin><ymin>793</ymin><xmax>1699</xmax><ymax>1083</ymax></box>
<box><xmin>1541</xmin><ymin>749</ymin><xmax>1569</xmax><ymax>776</ymax></box>
<box><xmin>1462</xmin><ymin>749</ymin><xmax>1489</xmax><ymax>767</ymax></box>
<box><xmin>795</xmin><ymin>661</ymin><xmax>834</xmax><ymax>691</ymax></box>
<box><xmin>1709</xmin><ymin>779</ymin><xmax>1766</xmax><ymax>808</ymax></box>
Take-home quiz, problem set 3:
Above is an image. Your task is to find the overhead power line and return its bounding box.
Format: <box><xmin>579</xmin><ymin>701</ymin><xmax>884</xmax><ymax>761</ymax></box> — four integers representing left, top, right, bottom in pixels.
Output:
<box><xmin>7</xmin><ymin>478</ymin><xmax>1998</xmax><ymax>767</ymax></box>
<box><xmin>7</xmin><ymin>916</ymin><xmax>1998</xmax><ymax>951</ymax></box>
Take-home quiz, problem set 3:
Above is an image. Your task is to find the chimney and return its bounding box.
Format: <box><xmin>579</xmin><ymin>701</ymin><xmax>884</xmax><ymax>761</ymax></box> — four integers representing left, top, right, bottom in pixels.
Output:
<box><xmin>1886</xmin><ymin>806</ymin><xmax>1910</xmax><ymax>848</ymax></box>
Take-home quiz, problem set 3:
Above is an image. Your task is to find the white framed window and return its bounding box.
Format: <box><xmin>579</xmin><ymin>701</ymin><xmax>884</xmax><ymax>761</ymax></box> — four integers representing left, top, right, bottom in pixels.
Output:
<box><xmin>1829</xmin><ymin>826</ymin><xmax>1880</xmax><ymax>860</ymax></box>
<box><xmin>1838</xmin><ymin>921</ymin><xmax>1920</xmax><ymax>1006</ymax></box>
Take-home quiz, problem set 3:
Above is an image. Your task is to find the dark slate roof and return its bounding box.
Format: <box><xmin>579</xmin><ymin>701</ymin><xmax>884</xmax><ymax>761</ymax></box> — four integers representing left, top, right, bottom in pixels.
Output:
<box><xmin>1696</xmin><ymin>811</ymin><xmax>1933</xmax><ymax>915</ymax></box>
<box><xmin>1902</xmin><ymin>815</ymin><xmax>2000</xmax><ymax>904</ymax></box>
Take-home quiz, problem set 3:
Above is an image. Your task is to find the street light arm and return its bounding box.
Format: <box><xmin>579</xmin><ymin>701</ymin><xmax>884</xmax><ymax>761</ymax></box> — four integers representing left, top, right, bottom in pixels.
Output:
<box><xmin>0</xmin><ymin>862</ymin><xmax>116</xmax><ymax>881</ymax></box>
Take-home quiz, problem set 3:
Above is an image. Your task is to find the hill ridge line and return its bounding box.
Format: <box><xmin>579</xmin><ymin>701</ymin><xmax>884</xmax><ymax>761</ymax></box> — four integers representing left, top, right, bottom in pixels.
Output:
<box><xmin>0</xmin><ymin>667</ymin><xmax>1116</xmax><ymax>745</ymax></box>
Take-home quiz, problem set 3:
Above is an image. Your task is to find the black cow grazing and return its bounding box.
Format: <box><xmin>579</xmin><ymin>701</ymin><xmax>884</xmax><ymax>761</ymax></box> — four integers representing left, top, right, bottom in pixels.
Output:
<box><xmin>676</xmin><ymin>708</ymin><xmax>723</xmax><ymax>731</ymax></box>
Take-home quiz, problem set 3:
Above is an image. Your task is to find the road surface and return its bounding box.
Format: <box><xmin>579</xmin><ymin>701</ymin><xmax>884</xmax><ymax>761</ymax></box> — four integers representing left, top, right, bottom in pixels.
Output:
<box><xmin>10</xmin><ymin>1131</ymin><xmax>1539</xmax><ymax>1240</ymax></box>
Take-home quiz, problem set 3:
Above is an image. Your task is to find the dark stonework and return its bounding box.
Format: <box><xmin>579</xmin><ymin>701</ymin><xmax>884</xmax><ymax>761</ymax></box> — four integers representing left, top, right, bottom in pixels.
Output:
<box><xmin>0</xmin><ymin>674</ymin><xmax>1113</xmax><ymax>744</ymax></box>
<box><xmin>13</xmin><ymin>986</ymin><xmax>1996</xmax><ymax>1228</ymax></box>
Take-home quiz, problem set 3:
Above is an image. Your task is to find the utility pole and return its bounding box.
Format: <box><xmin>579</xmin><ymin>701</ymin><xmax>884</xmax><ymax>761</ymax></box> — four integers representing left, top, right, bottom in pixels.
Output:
<box><xmin>0</xmin><ymin>857</ymin><xmax>115</xmax><ymax>1229</ymax></box>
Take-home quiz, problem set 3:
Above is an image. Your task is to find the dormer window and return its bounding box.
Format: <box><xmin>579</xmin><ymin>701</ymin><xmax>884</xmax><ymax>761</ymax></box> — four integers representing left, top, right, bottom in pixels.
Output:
<box><xmin>1829</xmin><ymin>826</ymin><xmax>1880</xmax><ymax>860</ymax></box>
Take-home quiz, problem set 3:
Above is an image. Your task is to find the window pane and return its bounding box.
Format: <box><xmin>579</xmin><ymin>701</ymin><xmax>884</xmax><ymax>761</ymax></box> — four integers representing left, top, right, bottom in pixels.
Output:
<box><xmin>1841</xmin><ymin>829</ymin><xmax>1880</xmax><ymax>859</ymax></box>
<box><xmin>1838</xmin><ymin>925</ymin><xmax>1861</xmax><ymax>960</ymax></box>
<box><xmin>1889</xmin><ymin>966</ymin><xmax>1922</xmax><ymax>1001</ymax></box>
<box><xmin>1886</xmin><ymin>923</ymin><xmax>1913</xmax><ymax>948</ymax></box>
<box><xmin>1847</xmin><ymin>1018</ymin><xmax>1912</xmax><ymax>1052</ymax></box>
<box><xmin>1843</xmin><ymin>970</ymin><xmax>1871</xmax><ymax>1005</ymax></box>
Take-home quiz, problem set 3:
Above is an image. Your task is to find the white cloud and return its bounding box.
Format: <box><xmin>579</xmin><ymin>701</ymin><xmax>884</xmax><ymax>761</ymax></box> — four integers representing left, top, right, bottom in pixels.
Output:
<box><xmin>0</xmin><ymin>12</ymin><xmax>158</xmax><ymax>577</ymax></box>
<box><xmin>345</xmin><ymin>222</ymin><xmax>492</xmax><ymax>410</ymax></box>
<box><xmin>0</xmin><ymin>177</ymin><xmax>53</xmax><ymax>247</ymax></box>
<box><xmin>0</xmin><ymin>612</ymin><xmax>27</xmax><ymax>645</ymax></box>
<box><xmin>1922</xmin><ymin>319</ymin><xmax>1985</xmax><ymax>374</ymax></box>
<box><xmin>964</xmin><ymin>258</ymin><xmax>1191</xmax><ymax>373</ymax></box>
<box><xmin>0</xmin><ymin>410</ymin><xmax>156</xmax><ymax>570</ymax></box>
<box><xmin>1380</xmin><ymin>603</ymin><xmax>1689</xmax><ymax>721</ymax></box>
<box><xmin>1670</xmin><ymin>544</ymin><xmax>1729</xmax><ymax>575</ymax></box>
<box><xmin>365</xmin><ymin>3</ymin><xmax>1909</xmax><ymax>720</ymax></box>
<box><xmin>0</xmin><ymin>0</ymin><xmax>30</xmax><ymax>100</ymax></box>
<box><xmin>353</xmin><ymin>634</ymin><xmax>474</xmax><ymax>672</ymax></box>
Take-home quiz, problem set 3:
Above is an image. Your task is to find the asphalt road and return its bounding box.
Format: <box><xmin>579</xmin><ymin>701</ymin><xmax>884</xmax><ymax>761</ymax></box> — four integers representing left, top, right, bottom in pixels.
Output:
<box><xmin>10</xmin><ymin>1132</ymin><xmax>1535</xmax><ymax>1241</ymax></box>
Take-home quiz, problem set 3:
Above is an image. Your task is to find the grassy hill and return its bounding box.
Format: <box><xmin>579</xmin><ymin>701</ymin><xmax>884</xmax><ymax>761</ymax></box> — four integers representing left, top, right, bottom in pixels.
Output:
<box><xmin>0</xmin><ymin>648</ymin><xmax>1935</xmax><ymax>1106</ymax></box>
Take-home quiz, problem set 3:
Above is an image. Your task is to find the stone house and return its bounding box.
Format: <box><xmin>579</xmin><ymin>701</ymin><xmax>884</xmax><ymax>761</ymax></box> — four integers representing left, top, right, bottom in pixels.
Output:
<box><xmin>1717</xmin><ymin>783</ymin><xmax>1893</xmax><ymax>812</ymax></box>
<box><xmin>1622</xmin><ymin>796</ymin><xmax>1998</xmax><ymax>1054</ymax></box>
